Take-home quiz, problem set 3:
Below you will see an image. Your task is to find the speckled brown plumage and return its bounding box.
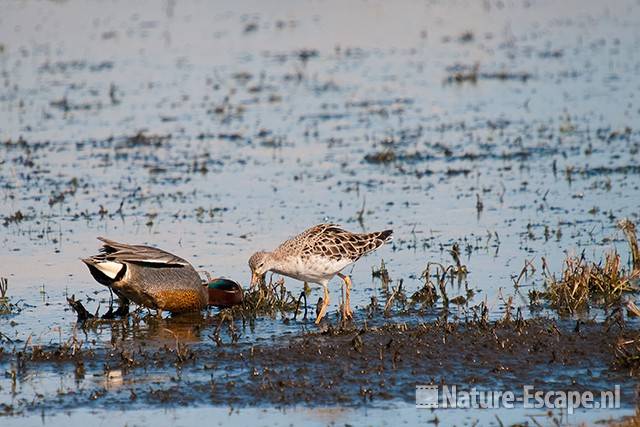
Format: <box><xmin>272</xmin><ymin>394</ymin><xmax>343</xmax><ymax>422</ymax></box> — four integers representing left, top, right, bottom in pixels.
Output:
<box><xmin>273</xmin><ymin>223</ymin><xmax>393</xmax><ymax>262</ymax></box>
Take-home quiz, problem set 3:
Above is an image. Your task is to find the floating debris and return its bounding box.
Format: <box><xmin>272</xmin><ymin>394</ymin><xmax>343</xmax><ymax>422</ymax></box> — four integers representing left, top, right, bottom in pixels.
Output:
<box><xmin>445</xmin><ymin>64</ymin><xmax>532</xmax><ymax>84</ymax></box>
<box><xmin>115</xmin><ymin>132</ymin><xmax>170</xmax><ymax>149</ymax></box>
<box><xmin>364</xmin><ymin>149</ymin><xmax>396</xmax><ymax>164</ymax></box>
<box><xmin>2</xmin><ymin>211</ymin><xmax>24</xmax><ymax>227</ymax></box>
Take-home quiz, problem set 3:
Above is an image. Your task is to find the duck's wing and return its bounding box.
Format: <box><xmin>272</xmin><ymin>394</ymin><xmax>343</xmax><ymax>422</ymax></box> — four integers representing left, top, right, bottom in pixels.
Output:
<box><xmin>96</xmin><ymin>237</ymin><xmax>191</xmax><ymax>267</ymax></box>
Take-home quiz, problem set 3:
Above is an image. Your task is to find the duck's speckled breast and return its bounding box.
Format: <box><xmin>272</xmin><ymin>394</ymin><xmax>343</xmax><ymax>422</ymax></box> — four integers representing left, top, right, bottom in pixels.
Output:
<box><xmin>153</xmin><ymin>288</ymin><xmax>208</xmax><ymax>313</ymax></box>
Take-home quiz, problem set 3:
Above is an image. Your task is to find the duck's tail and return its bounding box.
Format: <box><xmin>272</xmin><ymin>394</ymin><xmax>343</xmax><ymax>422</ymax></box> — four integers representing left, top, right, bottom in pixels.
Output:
<box><xmin>81</xmin><ymin>257</ymin><xmax>125</xmax><ymax>285</ymax></box>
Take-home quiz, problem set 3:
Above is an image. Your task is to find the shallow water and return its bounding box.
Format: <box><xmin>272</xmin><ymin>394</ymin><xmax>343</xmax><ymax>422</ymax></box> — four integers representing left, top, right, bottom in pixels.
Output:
<box><xmin>2</xmin><ymin>404</ymin><xmax>636</xmax><ymax>427</ymax></box>
<box><xmin>1</xmin><ymin>0</ymin><xmax>640</xmax><ymax>423</ymax></box>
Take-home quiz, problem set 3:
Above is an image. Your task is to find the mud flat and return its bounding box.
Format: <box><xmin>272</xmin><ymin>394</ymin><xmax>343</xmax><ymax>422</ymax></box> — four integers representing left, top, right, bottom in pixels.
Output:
<box><xmin>1</xmin><ymin>316</ymin><xmax>638</xmax><ymax>422</ymax></box>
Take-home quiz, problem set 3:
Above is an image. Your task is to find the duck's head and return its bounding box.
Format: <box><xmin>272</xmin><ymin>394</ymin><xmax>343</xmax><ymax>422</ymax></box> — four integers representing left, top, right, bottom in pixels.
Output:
<box><xmin>248</xmin><ymin>251</ymin><xmax>271</xmax><ymax>289</ymax></box>
<box><xmin>206</xmin><ymin>278</ymin><xmax>244</xmax><ymax>308</ymax></box>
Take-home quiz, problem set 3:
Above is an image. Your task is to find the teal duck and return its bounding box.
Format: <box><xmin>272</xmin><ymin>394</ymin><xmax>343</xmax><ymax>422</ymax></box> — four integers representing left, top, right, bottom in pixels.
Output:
<box><xmin>82</xmin><ymin>237</ymin><xmax>209</xmax><ymax>313</ymax></box>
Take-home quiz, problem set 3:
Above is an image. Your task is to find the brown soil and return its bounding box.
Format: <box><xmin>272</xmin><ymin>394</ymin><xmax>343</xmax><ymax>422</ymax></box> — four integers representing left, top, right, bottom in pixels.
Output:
<box><xmin>2</xmin><ymin>316</ymin><xmax>638</xmax><ymax>414</ymax></box>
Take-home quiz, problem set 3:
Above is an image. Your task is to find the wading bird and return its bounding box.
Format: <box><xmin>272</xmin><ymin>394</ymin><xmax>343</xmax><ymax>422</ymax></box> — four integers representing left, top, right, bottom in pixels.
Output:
<box><xmin>248</xmin><ymin>224</ymin><xmax>393</xmax><ymax>323</ymax></box>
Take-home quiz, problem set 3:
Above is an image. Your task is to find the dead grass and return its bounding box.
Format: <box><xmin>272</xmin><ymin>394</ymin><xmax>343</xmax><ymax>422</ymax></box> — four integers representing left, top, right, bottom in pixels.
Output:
<box><xmin>226</xmin><ymin>276</ymin><xmax>300</xmax><ymax>324</ymax></box>
<box><xmin>619</xmin><ymin>218</ymin><xmax>640</xmax><ymax>272</ymax></box>
<box><xmin>542</xmin><ymin>219</ymin><xmax>640</xmax><ymax>314</ymax></box>
<box><xmin>0</xmin><ymin>277</ymin><xmax>21</xmax><ymax>318</ymax></box>
<box><xmin>612</xmin><ymin>409</ymin><xmax>640</xmax><ymax>427</ymax></box>
<box><xmin>414</xmin><ymin>247</ymin><xmax>469</xmax><ymax>309</ymax></box>
<box><xmin>614</xmin><ymin>335</ymin><xmax>640</xmax><ymax>377</ymax></box>
<box><xmin>543</xmin><ymin>252</ymin><xmax>639</xmax><ymax>314</ymax></box>
<box><xmin>372</xmin><ymin>259</ymin><xmax>391</xmax><ymax>286</ymax></box>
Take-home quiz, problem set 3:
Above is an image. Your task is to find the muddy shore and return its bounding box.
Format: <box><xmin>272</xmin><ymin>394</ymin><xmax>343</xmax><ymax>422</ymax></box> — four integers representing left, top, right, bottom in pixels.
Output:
<box><xmin>1</xmin><ymin>315</ymin><xmax>637</xmax><ymax>416</ymax></box>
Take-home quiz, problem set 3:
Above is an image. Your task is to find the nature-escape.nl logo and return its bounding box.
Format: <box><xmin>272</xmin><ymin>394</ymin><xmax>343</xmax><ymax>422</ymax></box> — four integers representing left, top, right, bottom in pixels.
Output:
<box><xmin>416</xmin><ymin>385</ymin><xmax>621</xmax><ymax>414</ymax></box>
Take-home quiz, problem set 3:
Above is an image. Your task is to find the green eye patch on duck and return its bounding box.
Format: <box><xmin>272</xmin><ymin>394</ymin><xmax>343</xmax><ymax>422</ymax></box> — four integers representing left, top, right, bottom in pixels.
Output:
<box><xmin>205</xmin><ymin>278</ymin><xmax>244</xmax><ymax>308</ymax></box>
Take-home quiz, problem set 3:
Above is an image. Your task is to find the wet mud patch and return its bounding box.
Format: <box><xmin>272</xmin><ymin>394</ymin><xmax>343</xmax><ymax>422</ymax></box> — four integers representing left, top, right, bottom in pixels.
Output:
<box><xmin>2</xmin><ymin>317</ymin><xmax>638</xmax><ymax>415</ymax></box>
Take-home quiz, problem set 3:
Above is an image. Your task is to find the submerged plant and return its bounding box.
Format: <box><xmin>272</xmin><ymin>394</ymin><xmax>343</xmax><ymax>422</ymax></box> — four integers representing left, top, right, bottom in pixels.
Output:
<box><xmin>372</xmin><ymin>259</ymin><xmax>391</xmax><ymax>287</ymax></box>
<box><xmin>411</xmin><ymin>265</ymin><xmax>438</xmax><ymax>307</ymax></box>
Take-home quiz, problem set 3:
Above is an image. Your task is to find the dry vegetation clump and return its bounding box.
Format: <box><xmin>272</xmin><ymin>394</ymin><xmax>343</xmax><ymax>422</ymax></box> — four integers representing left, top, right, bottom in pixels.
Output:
<box><xmin>0</xmin><ymin>277</ymin><xmax>8</xmax><ymax>305</ymax></box>
<box><xmin>612</xmin><ymin>409</ymin><xmax>640</xmax><ymax>427</ymax></box>
<box><xmin>414</xmin><ymin>262</ymin><xmax>446</xmax><ymax>307</ymax></box>
<box><xmin>209</xmin><ymin>277</ymin><xmax>307</xmax><ymax>343</ymax></box>
<box><xmin>0</xmin><ymin>277</ymin><xmax>21</xmax><ymax>318</ymax></box>
<box><xmin>411</xmin><ymin>266</ymin><xmax>438</xmax><ymax>307</ymax></box>
<box><xmin>543</xmin><ymin>252</ymin><xmax>639</xmax><ymax>314</ymax></box>
<box><xmin>619</xmin><ymin>218</ymin><xmax>640</xmax><ymax>272</ymax></box>
<box><xmin>226</xmin><ymin>276</ymin><xmax>300</xmax><ymax>323</ymax></box>
<box><xmin>542</xmin><ymin>219</ymin><xmax>640</xmax><ymax>314</ymax></box>
<box><xmin>614</xmin><ymin>336</ymin><xmax>640</xmax><ymax>374</ymax></box>
<box><xmin>371</xmin><ymin>259</ymin><xmax>391</xmax><ymax>285</ymax></box>
<box><xmin>412</xmin><ymin>244</ymin><xmax>470</xmax><ymax>310</ymax></box>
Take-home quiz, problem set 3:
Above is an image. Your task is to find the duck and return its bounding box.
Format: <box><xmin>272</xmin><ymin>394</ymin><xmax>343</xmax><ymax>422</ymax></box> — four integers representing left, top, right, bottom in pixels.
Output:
<box><xmin>82</xmin><ymin>237</ymin><xmax>241</xmax><ymax>314</ymax></box>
